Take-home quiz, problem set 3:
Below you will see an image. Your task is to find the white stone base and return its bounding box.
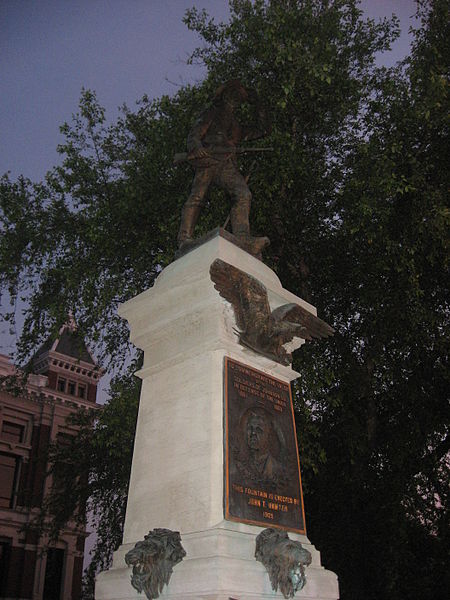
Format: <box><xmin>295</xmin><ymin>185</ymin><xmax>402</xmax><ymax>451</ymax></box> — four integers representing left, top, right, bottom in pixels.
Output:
<box><xmin>95</xmin><ymin>230</ymin><xmax>339</xmax><ymax>599</ymax></box>
<box><xmin>96</xmin><ymin>521</ymin><xmax>338</xmax><ymax>599</ymax></box>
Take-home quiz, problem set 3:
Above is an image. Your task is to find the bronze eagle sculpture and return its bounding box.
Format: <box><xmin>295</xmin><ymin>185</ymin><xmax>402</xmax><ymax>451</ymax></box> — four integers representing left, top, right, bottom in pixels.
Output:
<box><xmin>210</xmin><ymin>259</ymin><xmax>334</xmax><ymax>365</ymax></box>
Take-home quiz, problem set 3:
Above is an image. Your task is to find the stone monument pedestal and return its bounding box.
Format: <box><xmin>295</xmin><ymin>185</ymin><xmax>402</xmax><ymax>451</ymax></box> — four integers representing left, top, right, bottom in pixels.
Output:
<box><xmin>95</xmin><ymin>230</ymin><xmax>339</xmax><ymax>599</ymax></box>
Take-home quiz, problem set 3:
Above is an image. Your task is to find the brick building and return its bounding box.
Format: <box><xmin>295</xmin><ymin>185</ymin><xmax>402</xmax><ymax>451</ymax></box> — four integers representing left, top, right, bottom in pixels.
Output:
<box><xmin>0</xmin><ymin>322</ymin><xmax>103</xmax><ymax>599</ymax></box>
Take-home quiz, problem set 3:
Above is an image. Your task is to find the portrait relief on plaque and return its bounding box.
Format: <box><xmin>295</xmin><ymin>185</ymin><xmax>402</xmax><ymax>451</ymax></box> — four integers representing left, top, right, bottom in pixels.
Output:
<box><xmin>224</xmin><ymin>357</ymin><xmax>306</xmax><ymax>533</ymax></box>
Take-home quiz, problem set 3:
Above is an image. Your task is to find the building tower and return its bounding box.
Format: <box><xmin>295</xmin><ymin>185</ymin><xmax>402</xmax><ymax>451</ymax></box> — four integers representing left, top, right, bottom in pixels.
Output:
<box><xmin>0</xmin><ymin>320</ymin><xmax>103</xmax><ymax>600</ymax></box>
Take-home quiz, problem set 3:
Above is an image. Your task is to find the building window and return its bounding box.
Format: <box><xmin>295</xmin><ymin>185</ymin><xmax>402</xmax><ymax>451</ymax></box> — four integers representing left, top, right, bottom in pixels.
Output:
<box><xmin>0</xmin><ymin>453</ymin><xmax>19</xmax><ymax>508</ymax></box>
<box><xmin>51</xmin><ymin>434</ymin><xmax>73</xmax><ymax>494</ymax></box>
<box><xmin>43</xmin><ymin>548</ymin><xmax>65</xmax><ymax>600</ymax></box>
<box><xmin>68</xmin><ymin>381</ymin><xmax>76</xmax><ymax>396</ymax></box>
<box><xmin>1</xmin><ymin>421</ymin><xmax>24</xmax><ymax>444</ymax></box>
<box><xmin>57</xmin><ymin>433</ymin><xmax>73</xmax><ymax>448</ymax></box>
<box><xmin>0</xmin><ymin>538</ymin><xmax>12</xmax><ymax>596</ymax></box>
<box><xmin>57</xmin><ymin>377</ymin><xmax>66</xmax><ymax>393</ymax></box>
<box><xmin>77</xmin><ymin>384</ymin><xmax>86</xmax><ymax>399</ymax></box>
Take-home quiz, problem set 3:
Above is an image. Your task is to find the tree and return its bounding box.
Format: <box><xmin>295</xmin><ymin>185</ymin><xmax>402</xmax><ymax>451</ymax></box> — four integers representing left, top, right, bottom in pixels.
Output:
<box><xmin>0</xmin><ymin>1</ymin><xmax>448</xmax><ymax>599</ymax></box>
<box><xmin>293</xmin><ymin>2</ymin><xmax>449</xmax><ymax>598</ymax></box>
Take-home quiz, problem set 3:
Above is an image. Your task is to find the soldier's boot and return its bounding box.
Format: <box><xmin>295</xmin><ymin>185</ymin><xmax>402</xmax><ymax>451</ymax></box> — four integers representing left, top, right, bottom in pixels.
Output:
<box><xmin>235</xmin><ymin>233</ymin><xmax>271</xmax><ymax>257</ymax></box>
<box><xmin>177</xmin><ymin>198</ymin><xmax>202</xmax><ymax>249</ymax></box>
<box><xmin>231</xmin><ymin>198</ymin><xmax>270</xmax><ymax>257</ymax></box>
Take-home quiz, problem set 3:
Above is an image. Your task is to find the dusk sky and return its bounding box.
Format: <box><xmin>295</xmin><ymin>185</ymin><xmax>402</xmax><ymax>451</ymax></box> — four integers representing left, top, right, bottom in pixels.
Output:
<box><xmin>1</xmin><ymin>1</ymin><xmax>417</xmax><ymax>184</ymax></box>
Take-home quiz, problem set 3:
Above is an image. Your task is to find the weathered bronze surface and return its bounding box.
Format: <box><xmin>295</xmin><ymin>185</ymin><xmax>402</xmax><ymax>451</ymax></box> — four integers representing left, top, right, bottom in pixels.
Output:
<box><xmin>255</xmin><ymin>528</ymin><xmax>312</xmax><ymax>598</ymax></box>
<box><xmin>124</xmin><ymin>528</ymin><xmax>186</xmax><ymax>599</ymax></box>
<box><xmin>211</xmin><ymin>259</ymin><xmax>334</xmax><ymax>365</ymax></box>
<box><xmin>224</xmin><ymin>357</ymin><xmax>306</xmax><ymax>533</ymax></box>
<box><xmin>177</xmin><ymin>79</ymin><xmax>271</xmax><ymax>256</ymax></box>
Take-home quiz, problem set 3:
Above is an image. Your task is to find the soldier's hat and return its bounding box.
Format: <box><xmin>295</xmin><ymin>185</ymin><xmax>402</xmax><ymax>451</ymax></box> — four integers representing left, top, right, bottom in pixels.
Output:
<box><xmin>213</xmin><ymin>79</ymin><xmax>248</xmax><ymax>102</ymax></box>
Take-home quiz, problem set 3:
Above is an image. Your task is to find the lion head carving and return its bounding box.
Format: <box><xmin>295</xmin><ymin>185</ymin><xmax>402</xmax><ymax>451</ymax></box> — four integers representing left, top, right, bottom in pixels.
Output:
<box><xmin>124</xmin><ymin>528</ymin><xmax>186</xmax><ymax>599</ymax></box>
<box><xmin>255</xmin><ymin>528</ymin><xmax>312</xmax><ymax>598</ymax></box>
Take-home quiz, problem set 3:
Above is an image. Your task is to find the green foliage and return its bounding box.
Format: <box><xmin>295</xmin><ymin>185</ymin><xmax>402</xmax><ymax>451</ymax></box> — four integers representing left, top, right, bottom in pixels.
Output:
<box><xmin>0</xmin><ymin>2</ymin><xmax>448</xmax><ymax>599</ymax></box>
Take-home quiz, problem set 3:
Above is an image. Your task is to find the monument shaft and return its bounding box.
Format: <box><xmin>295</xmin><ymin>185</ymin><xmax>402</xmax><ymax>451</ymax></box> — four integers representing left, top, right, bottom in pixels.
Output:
<box><xmin>96</xmin><ymin>230</ymin><xmax>339</xmax><ymax>599</ymax></box>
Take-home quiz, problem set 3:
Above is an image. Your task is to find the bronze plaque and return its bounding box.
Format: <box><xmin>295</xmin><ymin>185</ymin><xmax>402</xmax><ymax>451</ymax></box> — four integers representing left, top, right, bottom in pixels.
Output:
<box><xmin>224</xmin><ymin>357</ymin><xmax>306</xmax><ymax>533</ymax></box>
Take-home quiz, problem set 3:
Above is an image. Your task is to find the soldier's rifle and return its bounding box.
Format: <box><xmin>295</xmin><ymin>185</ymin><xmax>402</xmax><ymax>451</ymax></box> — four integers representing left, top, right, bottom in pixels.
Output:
<box><xmin>173</xmin><ymin>146</ymin><xmax>273</xmax><ymax>165</ymax></box>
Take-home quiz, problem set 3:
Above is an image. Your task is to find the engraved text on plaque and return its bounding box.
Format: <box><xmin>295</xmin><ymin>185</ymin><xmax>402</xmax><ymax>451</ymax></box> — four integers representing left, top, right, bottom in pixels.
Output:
<box><xmin>224</xmin><ymin>357</ymin><xmax>306</xmax><ymax>533</ymax></box>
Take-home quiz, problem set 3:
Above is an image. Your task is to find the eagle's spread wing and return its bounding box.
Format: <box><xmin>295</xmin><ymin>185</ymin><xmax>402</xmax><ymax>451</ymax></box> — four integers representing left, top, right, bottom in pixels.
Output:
<box><xmin>209</xmin><ymin>259</ymin><xmax>271</xmax><ymax>331</ymax></box>
<box><xmin>271</xmin><ymin>302</ymin><xmax>334</xmax><ymax>340</ymax></box>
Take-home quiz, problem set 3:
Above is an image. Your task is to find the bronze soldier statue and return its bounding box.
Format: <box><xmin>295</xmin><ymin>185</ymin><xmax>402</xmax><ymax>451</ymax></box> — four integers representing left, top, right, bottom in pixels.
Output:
<box><xmin>177</xmin><ymin>80</ymin><xmax>271</xmax><ymax>255</ymax></box>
